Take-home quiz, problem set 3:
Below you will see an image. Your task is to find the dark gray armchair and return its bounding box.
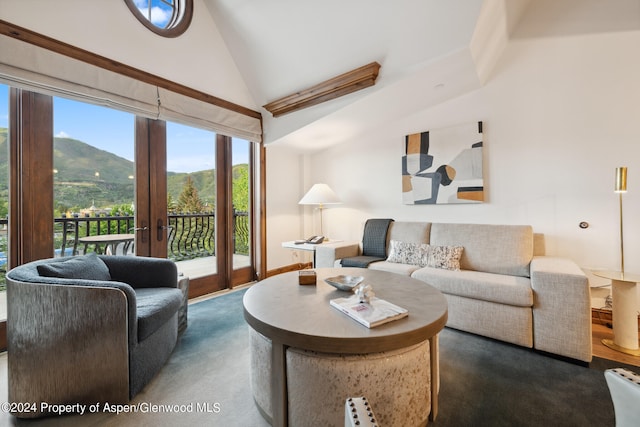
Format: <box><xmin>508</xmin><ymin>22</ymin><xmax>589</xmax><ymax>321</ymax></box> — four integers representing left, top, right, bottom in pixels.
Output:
<box><xmin>6</xmin><ymin>254</ymin><xmax>183</xmax><ymax>418</ymax></box>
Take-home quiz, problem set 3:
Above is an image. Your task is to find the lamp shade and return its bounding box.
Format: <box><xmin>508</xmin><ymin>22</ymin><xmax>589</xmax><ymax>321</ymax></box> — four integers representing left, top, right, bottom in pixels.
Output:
<box><xmin>299</xmin><ymin>183</ymin><xmax>341</xmax><ymax>205</ymax></box>
<box><xmin>615</xmin><ymin>167</ymin><xmax>627</xmax><ymax>193</ymax></box>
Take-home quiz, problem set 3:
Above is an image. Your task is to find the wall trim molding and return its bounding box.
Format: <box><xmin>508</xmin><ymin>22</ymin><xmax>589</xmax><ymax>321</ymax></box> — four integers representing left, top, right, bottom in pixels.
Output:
<box><xmin>0</xmin><ymin>19</ymin><xmax>262</xmax><ymax>120</ymax></box>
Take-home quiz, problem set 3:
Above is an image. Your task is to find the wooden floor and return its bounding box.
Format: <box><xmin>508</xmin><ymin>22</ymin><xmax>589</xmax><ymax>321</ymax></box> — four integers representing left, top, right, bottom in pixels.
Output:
<box><xmin>592</xmin><ymin>322</ymin><xmax>640</xmax><ymax>367</ymax></box>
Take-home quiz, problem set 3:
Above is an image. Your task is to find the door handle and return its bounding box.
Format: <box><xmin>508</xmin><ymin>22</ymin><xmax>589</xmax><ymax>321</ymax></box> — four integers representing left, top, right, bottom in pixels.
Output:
<box><xmin>157</xmin><ymin>219</ymin><xmax>172</xmax><ymax>241</ymax></box>
<box><xmin>131</xmin><ymin>222</ymin><xmax>148</xmax><ymax>243</ymax></box>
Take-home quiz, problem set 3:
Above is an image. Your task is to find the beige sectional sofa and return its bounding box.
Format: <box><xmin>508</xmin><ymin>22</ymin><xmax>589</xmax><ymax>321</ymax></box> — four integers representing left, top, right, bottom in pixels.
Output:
<box><xmin>315</xmin><ymin>221</ymin><xmax>592</xmax><ymax>363</ymax></box>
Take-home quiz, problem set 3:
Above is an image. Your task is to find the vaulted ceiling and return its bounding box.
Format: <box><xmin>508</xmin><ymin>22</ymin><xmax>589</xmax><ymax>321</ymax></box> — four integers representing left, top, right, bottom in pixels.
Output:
<box><xmin>203</xmin><ymin>0</ymin><xmax>491</xmax><ymax>150</ymax></box>
<box><xmin>203</xmin><ymin>0</ymin><xmax>638</xmax><ymax>150</ymax></box>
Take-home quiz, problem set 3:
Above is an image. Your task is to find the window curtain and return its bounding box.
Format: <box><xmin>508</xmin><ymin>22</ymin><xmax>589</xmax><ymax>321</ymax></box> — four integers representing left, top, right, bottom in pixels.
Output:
<box><xmin>0</xmin><ymin>35</ymin><xmax>159</xmax><ymax>119</ymax></box>
<box><xmin>0</xmin><ymin>34</ymin><xmax>262</xmax><ymax>142</ymax></box>
<box><xmin>158</xmin><ymin>88</ymin><xmax>261</xmax><ymax>142</ymax></box>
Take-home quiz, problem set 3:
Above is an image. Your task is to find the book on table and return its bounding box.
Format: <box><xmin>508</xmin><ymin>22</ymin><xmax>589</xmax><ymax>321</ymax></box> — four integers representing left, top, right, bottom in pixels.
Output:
<box><xmin>330</xmin><ymin>295</ymin><xmax>408</xmax><ymax>328</ymax></box>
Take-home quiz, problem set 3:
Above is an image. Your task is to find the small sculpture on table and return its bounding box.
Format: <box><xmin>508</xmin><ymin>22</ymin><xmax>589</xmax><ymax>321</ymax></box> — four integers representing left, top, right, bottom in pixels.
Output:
<box><xmin>355</xmin><ymin>284</ymin><xmax>375</xmax><ymax>304</ymax></box>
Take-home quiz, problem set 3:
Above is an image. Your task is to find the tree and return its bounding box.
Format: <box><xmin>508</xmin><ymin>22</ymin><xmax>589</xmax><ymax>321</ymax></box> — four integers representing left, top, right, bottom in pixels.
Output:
<box><xmin>177</xmin><ymin>175</ymin><xmax>204</xmax><ymax>213</ymax></box>
<box><xmin>0</xmin><ymin>198</ymin><xmax>8</xmax><ymax>218</ymax></box>
<box><xmin>232</xmin><ymin>165</ymin><xmax>249</xmax><ymax>211</ymax></box>
<box><xmin>167</xmin><ymin>194</ymin><xmax>176</xmax><ymax>212</ymax></box>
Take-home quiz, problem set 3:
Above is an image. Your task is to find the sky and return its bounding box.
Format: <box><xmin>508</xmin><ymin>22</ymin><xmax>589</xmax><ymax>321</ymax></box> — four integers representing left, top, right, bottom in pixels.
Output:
<box><xmin>134</xmin><ymin>0</ymin><xmax>172</xmax><ymax>28</ymax></box>
<box><xmin>133</xmin><ymin>0</ymin><xmax>173</xmax><ymax>27</ymax></box>
<box><xmin>0</xmin><ymin>84</ymin><xmax>249</xmax><ymax>173</ymax></box>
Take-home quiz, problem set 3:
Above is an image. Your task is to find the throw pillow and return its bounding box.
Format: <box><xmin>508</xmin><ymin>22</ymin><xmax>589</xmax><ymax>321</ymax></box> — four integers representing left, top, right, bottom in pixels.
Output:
<box><xmin>426</xmin><ymin>245</ymin><xmax>464</xmax><ymax>271</ymax></box>
<box><xmin>37</xmin><ymin>252</ymin><xmax>112</xmax><ymax>281</ymax></box>
<box><xmin>386</xmin><ymin>240</ymin><xmax>430</xmax><ymax>266</ymax></box>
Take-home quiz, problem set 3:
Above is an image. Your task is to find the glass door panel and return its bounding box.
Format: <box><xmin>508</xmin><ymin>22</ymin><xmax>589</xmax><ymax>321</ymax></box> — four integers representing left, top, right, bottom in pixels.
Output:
<box><xmin>53</xmin><ymin>97</ymin><xmax>135</xmax><ymax>257</ymax></box>
<box><xmin>232</xmin><ymin>138</ymin><xmax>251</xmax><ymax>271</ymax></box>
<box><xmin>166</xmin><ymin>122</ymin><xmax>217</xmax><ymax>279</ymax></box>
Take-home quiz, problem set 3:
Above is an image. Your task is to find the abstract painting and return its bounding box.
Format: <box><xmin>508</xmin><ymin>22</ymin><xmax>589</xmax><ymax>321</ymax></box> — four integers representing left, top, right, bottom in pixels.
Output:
<box><xmin>402</xmin><ymin>121</ymin><xmax>484</xmax><ymax>204</ymax></box>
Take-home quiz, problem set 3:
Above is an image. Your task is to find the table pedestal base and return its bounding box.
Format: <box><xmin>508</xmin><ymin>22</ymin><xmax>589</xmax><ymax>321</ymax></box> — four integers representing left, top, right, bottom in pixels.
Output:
<box><xmin>609</xmin><ymin>277</ymin><xmax>640</xmax><ymax>354</ymax></box>
<box><xmin>602</xmin><ymin>338</ymin><xmax>640</xmax><ymax>357</ymax></box>
<box><xmin>250</xmin><ymin>328</ymin><xmax>432</xmax><ymax>427</ymax></box>
<box><xmin>593</xmin><ymin>271</ymin><xmax>640</xmax><ymax>356</ymax></box>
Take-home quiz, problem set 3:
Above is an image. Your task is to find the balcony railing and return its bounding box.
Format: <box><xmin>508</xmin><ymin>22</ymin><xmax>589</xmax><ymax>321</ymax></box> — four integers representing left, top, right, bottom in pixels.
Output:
<box><xmin>0</xmin><ymin>210</ymin><xmax>249</xmax><ymax>265</ymax></box>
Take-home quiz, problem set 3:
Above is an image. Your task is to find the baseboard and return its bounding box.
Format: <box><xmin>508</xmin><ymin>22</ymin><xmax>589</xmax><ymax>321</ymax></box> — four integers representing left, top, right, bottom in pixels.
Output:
<box><xmin>592</xmin><ymin>307</ymin><xmax>640</xmax><ymax>332</ymax></box>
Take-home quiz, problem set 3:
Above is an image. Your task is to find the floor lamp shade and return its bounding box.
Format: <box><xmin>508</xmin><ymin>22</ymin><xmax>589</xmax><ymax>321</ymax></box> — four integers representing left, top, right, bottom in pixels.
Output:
<box><xmin>299</xmin><ymin>183</ymin><xmax>341</xmax><ymax>236</ymax></box>
<box><xmin>615</xmin><ymin>167</ymin><xmax>627</xmax><ymax>273</ymax></box>
<box><xmin>615</xmin><ymin>167</ymin><xmax>627</xmax><ymax>193</ymax></box>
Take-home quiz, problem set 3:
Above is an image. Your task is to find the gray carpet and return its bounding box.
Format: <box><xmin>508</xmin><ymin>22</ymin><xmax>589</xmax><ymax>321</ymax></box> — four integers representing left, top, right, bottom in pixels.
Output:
<box><xmin>437</xmin><ymin>328</ymin><xmax>618</xmax><ymax>426</ymax></box>
<box><xmin>0</xmin><ymin>287</ymin><xmax>627</xmax><ymax>426</ymax></box>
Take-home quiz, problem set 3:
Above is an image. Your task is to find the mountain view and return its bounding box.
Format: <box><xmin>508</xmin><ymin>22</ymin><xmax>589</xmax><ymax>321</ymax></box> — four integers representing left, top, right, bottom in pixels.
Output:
<box><xmin>0</xmin><ymin>127</ymin><xmax>247</xmax><ymax>215</ymax></box>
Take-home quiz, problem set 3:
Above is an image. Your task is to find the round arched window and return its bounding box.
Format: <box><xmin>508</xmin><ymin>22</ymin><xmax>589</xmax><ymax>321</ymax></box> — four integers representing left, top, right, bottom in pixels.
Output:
<box><xmin>125</xmin><ymin>0</ymin><xmax>193</xmax><ymax>38</ymax></box>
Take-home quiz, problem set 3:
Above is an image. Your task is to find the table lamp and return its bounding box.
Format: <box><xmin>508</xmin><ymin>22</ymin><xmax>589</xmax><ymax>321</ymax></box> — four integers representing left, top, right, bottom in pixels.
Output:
<box><xmin>299</xmin><ymin>183</ymin><xmax>341</xmax><ymax>238</ymax></box>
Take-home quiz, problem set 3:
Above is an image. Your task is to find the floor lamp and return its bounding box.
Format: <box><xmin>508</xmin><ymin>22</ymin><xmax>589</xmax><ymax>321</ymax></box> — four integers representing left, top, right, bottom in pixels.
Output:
<box><xmin>595</xmin><ymin>166</ymin><xmax>640</xmax><ymax>356</ymax></box>
<box><xmin>615</xmin><ymin>166</ymin><xmax>627</xmax><ymax>275</ymax></box>
<box><xmin>299</xmin><ymin>183</ymin><xmax>342</xmax><ymax>239</ymax></box>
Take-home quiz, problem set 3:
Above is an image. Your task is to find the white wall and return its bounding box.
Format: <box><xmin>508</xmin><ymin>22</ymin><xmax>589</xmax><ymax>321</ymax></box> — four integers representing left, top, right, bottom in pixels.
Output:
<box><xmin>0</xmin><ymin>0</ymin><xmax>256</xmax><ymax>109</ymax></box>
<box><xmin>269</xmin><ymin>29</ymin><xmax>640</xmax><ymax>277</ymax></box>
<box><xmin>264</xmin><ymin>145</ymin><xmax>313</xmax><ymax>268</ymax></box>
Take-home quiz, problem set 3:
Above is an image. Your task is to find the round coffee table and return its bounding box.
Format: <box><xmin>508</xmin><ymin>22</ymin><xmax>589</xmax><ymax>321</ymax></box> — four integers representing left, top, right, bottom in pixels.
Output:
<box><xmin>243</xmin><ymin>267</ymin><xmax>448</xmax><ymax>426</ymax></box>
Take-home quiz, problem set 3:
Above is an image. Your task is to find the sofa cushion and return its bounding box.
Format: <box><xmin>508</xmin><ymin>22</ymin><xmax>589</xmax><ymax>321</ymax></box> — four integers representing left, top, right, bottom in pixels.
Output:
<box><xmin>426</xmin><ymin>245</ymin><xmax>463</xmax><ymax>270</ymax></box>
<box><xmin>411</xmin><ymin>267</ymin><xmax>533</xmax><ymax>307</ymax></box>
<box><xmin>386</xmin><ymin>240</ymin><xmax>430</xmax><ymax>266</ymax></box>
<box><xmin>135</xmin><ymin>287</ymin><xmax>183</xmax><ymax>342</ymax></box>
<box><xmin>369</xmin><ymin>261</ymin><xmax>422</xmax><ymax>276</ymax></box>
<box><xmin>37</xmin><ymin>253</ymin><xmax>111</xmax><ymax>281</ymax></box>
<box><xmin>429</xmin><ymin>223</ymin><xmax>533</xmax><ymax>277</ymax></box>
<box><xmin>387</xmin><ymin>222</ymin><xmax>431</xmax><ymax>255</ymax></box>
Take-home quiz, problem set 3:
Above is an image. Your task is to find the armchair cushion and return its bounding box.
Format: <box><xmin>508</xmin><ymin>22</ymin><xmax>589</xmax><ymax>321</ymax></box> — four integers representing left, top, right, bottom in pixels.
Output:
<box><xmin>362</xmin><ymin>218</ymin><xmax>394</xmax><ymax>258</ymax></box>
<box><xmin>341</xmin><ymin>218</ymin><xmax>394</xmax><ymax>268</ymax></box>
<box><xmin>100</xmin><ymin>255</ymin><xmax>177</xmax><ymax>289</ymax></box>
<box><xmin>341</xmin><ymin>255</ymin><xmax>386</xmax><ymax>268</ymax></box>
<box><xmin>135</xmin><ymin>287</ymin><xmax>183</xmax><ymax>341</ymax></box>
<box><xmin>36</xmin><ymin>252</ymin><xmax>111</xmax><ymax>281</ymax></box>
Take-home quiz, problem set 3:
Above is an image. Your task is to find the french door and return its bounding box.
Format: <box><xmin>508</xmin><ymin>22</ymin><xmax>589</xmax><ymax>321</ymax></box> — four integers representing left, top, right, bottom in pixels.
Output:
<box><xmin>135</xmin><ymin>118</ymin><xmax>255</xmax><ymax>296</ymax></box>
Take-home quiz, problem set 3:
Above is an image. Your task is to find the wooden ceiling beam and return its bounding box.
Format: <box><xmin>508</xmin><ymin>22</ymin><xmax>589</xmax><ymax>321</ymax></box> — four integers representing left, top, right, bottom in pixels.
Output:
<box><xmin>263</xmin><ymin>61</ymin><xmax>381</xmax><ymax>117</ymax></box>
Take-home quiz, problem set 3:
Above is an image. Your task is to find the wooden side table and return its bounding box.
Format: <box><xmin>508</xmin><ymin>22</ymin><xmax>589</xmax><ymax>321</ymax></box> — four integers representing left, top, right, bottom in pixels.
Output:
<box><xmin>593</xmin><ymin>270</ymin><xmax>640</xmax><ymax>356</ymax></box>
<box><xmin>281</xmin><ymin>240</ymin><xmax>344</xmax><ymax>267</ymax></box>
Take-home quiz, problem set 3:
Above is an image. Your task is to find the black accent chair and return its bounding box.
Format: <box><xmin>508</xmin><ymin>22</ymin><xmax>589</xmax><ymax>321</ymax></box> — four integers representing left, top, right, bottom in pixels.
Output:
<box><xmin>341</xmin><ymin>218</ymin><xmax>394</xmax><ymax>268</ymax></box>
<box><xmin>6</xmin><ymin>254</ymin><xmax>183</xmax><ymax>418</ymax></box>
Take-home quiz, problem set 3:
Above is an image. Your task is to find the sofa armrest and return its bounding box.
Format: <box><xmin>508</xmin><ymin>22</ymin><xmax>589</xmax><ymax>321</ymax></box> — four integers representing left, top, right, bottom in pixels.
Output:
<box><xmin>530</xmin><ymin>256</ymin><xmax>592</xmax><ymax>362</ymax></box>
<box><xmin>100</xmin><ymin>256</ymin><xmax>178</xmax><ymax>289</ymax></box>
<box><xmin>315</xmin><ymin>242</ymin><xmax>361</xmax><ymax>268</ymax></box>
